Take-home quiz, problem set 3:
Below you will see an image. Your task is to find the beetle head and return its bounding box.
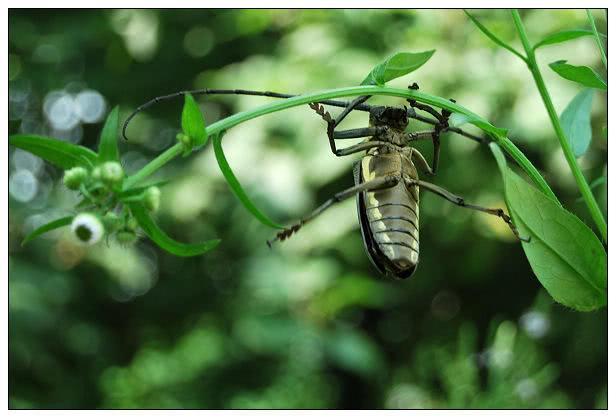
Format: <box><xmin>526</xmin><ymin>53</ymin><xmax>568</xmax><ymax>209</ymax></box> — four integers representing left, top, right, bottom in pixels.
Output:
<box><xmin>369</xmin><ymin>106</ymin><xmax>409</xmax><ymax>130</ymax></box>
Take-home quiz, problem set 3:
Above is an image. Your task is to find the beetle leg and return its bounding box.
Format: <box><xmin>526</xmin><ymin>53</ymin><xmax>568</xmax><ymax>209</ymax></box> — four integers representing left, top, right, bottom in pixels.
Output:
<box><xmin>404</xmin><ymin>178</ymin><xmax>530</xmax><ymax>242</ymax></box>
<box><xmin>267</xmin><ymin>174</ymin><xmax>399</xmax><ymax>246</ymax></box>
<box><xmin>335</xmin><ymin>140</ymin><xmax>399</xmax><ymax>156</ymax></box>
<box><xmin>409</xmin><ymin>148</ymin><xmax>435</xmax><ymax>176</ymax></box>
<box><xmin>332</xmin><ymin>126</ymin><xmax>380</xmax><ymax>139</ymax></box>
<box><xmin>407</xmin><ymin>130</ymin><xmax>434</xmax><ymax>142</ymax></box>
<box><xmin>310</xmin><ymin>96</ymin><xmax>371</xmax><ymax>156</ymax></box>
<box><xmin>431</xmin><ymin>131</ymin><xmax>442</xmax><ymax>174</ymax></box>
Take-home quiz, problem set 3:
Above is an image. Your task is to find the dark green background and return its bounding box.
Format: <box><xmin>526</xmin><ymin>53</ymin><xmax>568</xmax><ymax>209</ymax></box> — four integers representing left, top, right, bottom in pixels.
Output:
<box><xmin>9</xmin><ymin>9</ymin><xmax>607</xmax><ymax>409</ymax></box>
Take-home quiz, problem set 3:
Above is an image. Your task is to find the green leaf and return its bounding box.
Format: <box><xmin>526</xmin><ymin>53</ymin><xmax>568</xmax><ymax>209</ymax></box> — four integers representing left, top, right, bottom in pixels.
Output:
<box><xmin>464</xmin><ymin>10</ymin><xmax>526</xmax><ymax>61</ymax></box>
<box><xmin>534</xmin><ymin>29</ymin><xmax>596</xmax><ymax>49</ymax></box>
<box><xmin>181</xmin><ymin>94</ymin><xmax>207</xmax><ymax>148</ymax></box>
<box><xmin>560</xmin><ymin>89</ymin><xmax>594</xmax><ymax>157</ymax></box>
<box><xmin>490</xmin><ymin>143</ymin><xmax>606</xmax><ymax>311</ymax></box>
<box><xmin>9</xmin><ymin>135</ymin><xmax>98</xmax><ymax>169</ymax></box>
<box><xmin>98</xmin><ymin>106</ymin><xmax>120</xmax><ymax>163</ymax></box>
<box><xmin>22</xmin><ymin>216</ymin><xmax>73</xmax><ymax>246</ymax></box>
<box><xmin>212</xmin><ymin>133</ymin><xmax>284</xmax><ymax>229</ymax></box>
<box><xmin>129</xmin><ymin>203</ymin><xmax>220</xmax><ymax>256</ymax></box>
<box><xmin>549</xmin><ymin>60</ymin><xmax>607</xmax><ymax>90</ymax></box>
<box><xmin>361</xmin><ymin>50</ymin><xmax>435</xmax><ymax>86</ymax></box>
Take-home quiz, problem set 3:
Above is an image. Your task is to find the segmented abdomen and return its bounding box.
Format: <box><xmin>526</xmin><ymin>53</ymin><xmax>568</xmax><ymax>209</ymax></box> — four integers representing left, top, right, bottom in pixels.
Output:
<box><xmin>361</xmin><ymin>154</ymin><xmax>420</xmax><ymax>274</ymax></box>
<box><xmin>365</xmin><ymin>182</ymin><xmax>419</xmax><ymax>268</ymax></box>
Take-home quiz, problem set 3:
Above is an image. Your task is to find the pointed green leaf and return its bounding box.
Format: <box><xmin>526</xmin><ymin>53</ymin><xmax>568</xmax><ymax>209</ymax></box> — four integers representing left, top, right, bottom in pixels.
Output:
<box><xmin>464</xmin><ymin>10</ymin><xmax>526</xmax><ymax>61</ymax></box>
<box><xmin>534</xmin><ymin>29</ymin><xmax>595</xmax><ymax>49</ymax></box>
<box><xmin>490</xmin><ymin>143</ymin><xmax>606</xmax><ymax>311</ymax></box>
<box><xmin>560</xmin><ymin>89</ymin><xmax>594</xmax><ymax>157</ymax></box>
<box><xmin>9</xmin><ymin>135</ymin><xmax>98</xmax><ymax>169</ymax></box>
<box><xmin>98</xmin><ymin>106</ymin><xmax>120</xmax><ymax>163</ymax></box>
<box><xmin>212</xmin><ymin>133</ymin><xmax>284</xmax><ymax>229</ymax></box>
<box><xmin>22</xmin><ymin>216</ymin><xmax>73</xmax><ymax>246</ymax></box>
<box><xmin>129</xmin><ymin>203</ymin><xmax>220</xmax><ymax>256</ymax></box>
<box><xmin>549</xmin><ymin>60</ymin><xmax>606</xmax><ymax>90</ymax></box>
<box><xmin>361</xmin><ymin>51</ymin><xmax>435</xmax><ymax>86</ymax></box>
<box><xmin>181</xmin><ymin>94</ymin><xmax>207</xmax><ymax>148</ymax></box>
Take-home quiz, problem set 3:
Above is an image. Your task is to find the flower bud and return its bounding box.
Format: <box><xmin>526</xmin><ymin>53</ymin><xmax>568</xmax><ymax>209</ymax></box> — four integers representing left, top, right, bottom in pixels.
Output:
<box><xmin>63</xmin><ymin>167</ymin><xmax>88</xmax><ymax>190</ymax></box>
<box><xmin>126</xmin><ymin>217</ymin><xmax>139</xmax><ymax>231</ymax></box>
<box><xmin>116</xmin><ymin>230</ymin><xmax>138</xmax><ymax>245</ymax></box>
<box><xmin>91</xmin><ymin>166</ymin><xmax>103</xmax><ymax>181</ymax></box>
<box><xmin>143</xmin><ymin>186</ymin><xmax>161</xmax><ymax>212</ymax></box>
<box><xmin>102</xmin><ymin>212</ymin><xmax>121</xmax><ymax>232</ymax></box>
<box><xmin>71</xmin><ymin>213</ymin><xmax>104</xmax><ymax>245</ymax></box>
<box><xmin>100</xmin><ymin>161</ymin><xmax>124</xmax><ymax>186</ymax></box>
<box><xmin>177</xmin><ymin>133</ymin><xmax>192</xmax><ymax>150</ymax></box>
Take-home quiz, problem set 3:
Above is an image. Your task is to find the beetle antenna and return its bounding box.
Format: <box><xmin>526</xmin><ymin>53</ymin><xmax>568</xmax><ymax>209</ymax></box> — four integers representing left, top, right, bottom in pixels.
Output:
<box><xmin>121</xmin><ymin>89</ymin><xmax>375</xmax><ymax>142</ymax></box>
<box><xmin>123</xmin><ymin>88</ymin><xmax>491</xmax><ymax>147</ymax></box>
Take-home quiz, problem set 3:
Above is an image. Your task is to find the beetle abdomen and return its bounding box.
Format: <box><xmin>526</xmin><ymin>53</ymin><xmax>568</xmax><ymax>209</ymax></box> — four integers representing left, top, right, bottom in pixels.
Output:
<box><xmin>366</xmin><ymin>183</ymin><xmax>419</xmax><ymax>270</ymax></box>
<box><xmin>359</xmin><ymin>153</ymin><xmax>420</xmax><ymax>279</ymax></box>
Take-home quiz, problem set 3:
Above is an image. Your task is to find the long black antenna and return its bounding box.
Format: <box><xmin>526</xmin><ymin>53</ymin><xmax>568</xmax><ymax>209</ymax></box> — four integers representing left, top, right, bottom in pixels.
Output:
<box><xmin>122</xmin><ymin>88</ymin><xmax>487</xmax><ymax>145</ymax></box>
<box><xmin>121</xmin><ymin>89</ymin><xmax>375</xmax><ymax>141</ymax></box>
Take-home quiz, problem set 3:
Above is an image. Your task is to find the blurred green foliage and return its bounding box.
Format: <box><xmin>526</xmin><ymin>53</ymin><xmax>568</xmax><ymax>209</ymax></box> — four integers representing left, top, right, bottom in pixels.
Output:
<box><xmin>9</xmin><ymin>9</ymin><xmax>606</xmax><ymax>409</ymax></box>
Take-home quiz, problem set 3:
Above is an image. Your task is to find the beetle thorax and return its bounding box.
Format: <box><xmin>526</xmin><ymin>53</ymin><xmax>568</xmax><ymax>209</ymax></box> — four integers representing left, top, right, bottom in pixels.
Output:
<box><xmin>369</xmin><ymin>106</ymin><xmax>408</xmax><ymax>130</ymax></box>
<box><xmin>369</xmin><ymin>106</ymin><xmax>409</xmax><ymax>147</ymax></box>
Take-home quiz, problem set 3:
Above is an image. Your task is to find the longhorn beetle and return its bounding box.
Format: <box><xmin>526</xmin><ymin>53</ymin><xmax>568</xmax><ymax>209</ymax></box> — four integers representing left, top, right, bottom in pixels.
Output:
<box><xmin>123</xmin><ymin>85</ymin><xmax>526</xmax><ymax>280</ymax></box>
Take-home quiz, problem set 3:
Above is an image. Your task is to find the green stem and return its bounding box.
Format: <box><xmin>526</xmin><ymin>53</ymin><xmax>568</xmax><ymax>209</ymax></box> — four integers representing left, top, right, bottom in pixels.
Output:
<box><xmin>125</xmin><ymin>85</ymin><xmax>556</xmax><ymax>203</ymax></box>
<box><xmin>124</xmin><ymin>143</ymin><xmax>183</xmax><ymax>189</ymax></box>
<box><xmin>490</xmin><ymin>133</ymin><xmax>557</xmax><ymax>202</ymax></box>
<box><xmin>586</xmin><ymin>9</ymin><xmax>607</xmax><ymax>70</ymax></box>
<box><xmin>512</xmin><ymin>10</ymin><xmax>607</xmax><ymax>242</ymax></box>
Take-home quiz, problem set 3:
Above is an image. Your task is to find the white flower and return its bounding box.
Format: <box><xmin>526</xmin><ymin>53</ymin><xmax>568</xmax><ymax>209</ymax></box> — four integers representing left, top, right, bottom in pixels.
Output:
<box><xmin>71</xmin><ymin>213</ymin><xmax>104</xmax><ymax>245</ymax></box>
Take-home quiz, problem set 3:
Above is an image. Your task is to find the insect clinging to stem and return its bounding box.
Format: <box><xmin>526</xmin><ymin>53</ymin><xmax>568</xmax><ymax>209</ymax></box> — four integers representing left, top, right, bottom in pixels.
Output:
<box><xmin>123</xmin><ymin>84</ymin><xmax>527</xmax><ymax>280</ymax></box>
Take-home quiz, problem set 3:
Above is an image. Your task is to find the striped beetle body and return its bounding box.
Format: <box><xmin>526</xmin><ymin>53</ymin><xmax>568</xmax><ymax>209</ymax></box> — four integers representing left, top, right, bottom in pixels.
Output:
<box><xmin>356</xmin><ymin>106</ymin><xmax>420</xmax><ymax>279</ymax></box>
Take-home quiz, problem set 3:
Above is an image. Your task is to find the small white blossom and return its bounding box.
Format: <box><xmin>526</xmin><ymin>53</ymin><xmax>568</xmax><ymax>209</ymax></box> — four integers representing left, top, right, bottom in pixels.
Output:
<box><xmin>71</xmin><ymin>213</ymin><xmax>104</xmax><ymax>245</ymax></box>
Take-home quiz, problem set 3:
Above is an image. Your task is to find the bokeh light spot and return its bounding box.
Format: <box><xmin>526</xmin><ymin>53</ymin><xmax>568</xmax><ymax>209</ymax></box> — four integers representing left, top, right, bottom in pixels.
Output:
<box><xmin>183</xmin><ymin>26</ymin><xmax>214</xmax><ymax>58</ymax></box>
<box><xmin>75</xmin><ymin>90</ymin><xmax>106</xmax><ymax>123</ymax></box>
<box><xmin>9</xmin><ymin>169</ymin><xmax>38</xmax><ymax>202</ymax></box>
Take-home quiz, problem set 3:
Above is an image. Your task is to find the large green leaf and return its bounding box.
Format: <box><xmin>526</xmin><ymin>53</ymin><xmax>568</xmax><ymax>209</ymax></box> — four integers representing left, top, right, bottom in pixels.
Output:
<box><xmin>361</xmin><ymin>51</ymin><xmax>435</xmax><ymax>86</ymax></box>
<box><xmin>9</xmin><ymin>135</ymin><xmax>98</xmax><ymax>169</ymax></box>
<box><xmin>549</xmin><ymin>60</ymin><xmax>607</xmax><ymax>90</ymax></box>
<box><xmin>129</xmin><ymin>203</ymin><xmax>220</xmax><ymax>256</ymax></box>
<box><xmin>98</xmin><ymin>106</ymin><xmax>120</xmax><ymax>163</ymax></box>
<box><xmin>181</xmin><ymin>93</ymin><xmax>207</xmax><ymax>148</ymax></box>
<box><xmin>560</xmin><ymin>89</ymin><xmax>594</xmax><ymax>157</ymax></box>
<box><xmin>21</xmin><ymin>216</ymin><xmax>73</xmax><ymax>246</ymax></box>
<box><xmin>490</xmin><ymin>143</ymin><xmax>606</xmax><ymax>311</ymax></box>
<box><xmin>534</xmin><ymin>29</ymin><xmax>596</xmax><ymax>49</ymax></box>
<box><xmin>212</xmin><ymin>133</ymin><xmax>284</xmax><ymax>229</ymax></box>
